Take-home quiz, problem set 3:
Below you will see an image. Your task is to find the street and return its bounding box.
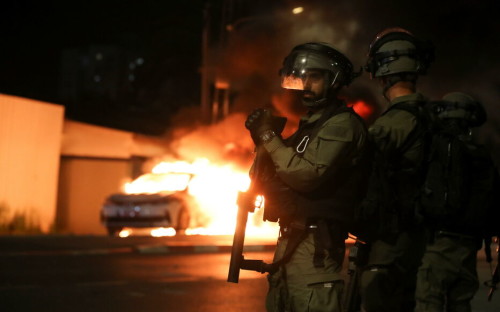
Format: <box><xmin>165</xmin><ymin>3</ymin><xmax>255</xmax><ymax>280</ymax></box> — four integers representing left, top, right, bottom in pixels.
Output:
<box><xmin>0</xmin><ymin>252</ymin><xmax>270</xmax><ymax>312</ymax></box>
<box><xmin>0</xmin><ymin>235</ymin><xmax>499</xmax><ymax>312</ymax></box>
<box><xmin>0</xmin><ymin>235</ymin><xmax>273</xmax><ymax>312</ymax></box>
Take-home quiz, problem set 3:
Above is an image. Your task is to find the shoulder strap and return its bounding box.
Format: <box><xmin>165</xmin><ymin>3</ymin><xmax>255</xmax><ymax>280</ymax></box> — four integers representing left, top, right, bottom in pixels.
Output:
<box><xmin>311</xmin><ymin>101</ymin><xmax>360</xmax><ymax>139</ymax></box>
<box><xmin>286</xmin><ymin>100</ymin><xmax>358</xmax><ymax>150</ymax></box>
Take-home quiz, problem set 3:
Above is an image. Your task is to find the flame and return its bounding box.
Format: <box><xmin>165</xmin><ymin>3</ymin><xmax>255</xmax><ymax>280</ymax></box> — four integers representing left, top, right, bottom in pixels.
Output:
<box><xmin>349</xmin><ymin>100</ymin><xmax>373</xmax><ymax>119</ymax></box>
<box><xmin>124</xmin><ymin>172</ymin><xmax>191</xmax><ymax>194</ymax></box>
<box><xmin>120</xmin><ymin>158</ymin><xmax>279</xmax><ymax>237</ymax></box>
<box><xmin>151</xmin><ymin>227</ymin><xmax>177</xmax><ymax>237</ymax></box>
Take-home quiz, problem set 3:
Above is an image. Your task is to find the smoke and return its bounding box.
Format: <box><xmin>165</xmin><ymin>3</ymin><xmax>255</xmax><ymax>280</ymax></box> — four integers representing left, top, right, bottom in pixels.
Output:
<box><xmin>164</xmin><ymin>0</ymin><xmax>500</xmax><ymax>165</ymax></box>
<box><xmin>157</xmin><ymin>112</ymin><xmax>255</xmax><ymax>170</ymax></box>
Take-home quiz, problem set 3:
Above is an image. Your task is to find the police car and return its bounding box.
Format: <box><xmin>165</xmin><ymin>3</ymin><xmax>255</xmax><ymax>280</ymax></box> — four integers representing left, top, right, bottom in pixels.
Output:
<box><xmin>100</xmin><ymin>191</ymin><xmax>191</xmax><ymax>236</ymax></box>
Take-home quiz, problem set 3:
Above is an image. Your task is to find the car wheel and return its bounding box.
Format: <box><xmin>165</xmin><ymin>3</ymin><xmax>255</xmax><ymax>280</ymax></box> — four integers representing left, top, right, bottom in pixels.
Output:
<box><xmin>107</xmin><ymin>226</ymin><xmax>123</xmax><ymax>236</ymax></box>
<box><xmin>176</xmin><ymin>207</ymin><xmax>190</xmax><ymax>235</ymax></box>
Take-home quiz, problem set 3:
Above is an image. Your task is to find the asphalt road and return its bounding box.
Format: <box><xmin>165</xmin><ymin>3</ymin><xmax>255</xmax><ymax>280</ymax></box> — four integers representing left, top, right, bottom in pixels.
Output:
<box><xmin>0</xmin><ymin>235</ymin><xmax>274</xmax><ymax>312</ymax></box>
<box><xmin>0</xmin><ymin>235</ymin><xmax>499</xmax><ymax>312</ymax></box>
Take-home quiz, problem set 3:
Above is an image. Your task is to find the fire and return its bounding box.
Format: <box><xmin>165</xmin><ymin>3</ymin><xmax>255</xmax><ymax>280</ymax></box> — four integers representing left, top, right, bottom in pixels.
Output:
<box><xmin>120</xmin><ymin>158</ymin><xmax>279</xmax><ymax>237</ymax></box>
<box><xmin>349</xmin><ymin>100</ymin><xmax>373</xmax><ymax>119</ymax></box>
<box><xmin>124</xmin><ymin>172</ymin><xmax>191</xmax><ymax>194</ymax></box>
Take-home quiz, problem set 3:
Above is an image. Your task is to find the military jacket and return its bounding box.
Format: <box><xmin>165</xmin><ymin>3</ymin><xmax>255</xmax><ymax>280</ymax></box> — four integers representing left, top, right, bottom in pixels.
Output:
<box><xmin>366</xmin><ymin>92</ymin><xmax>428</xmax><ymax>232</ymax></box>
<box><xmin>369</xmin><ymin>93</ymin><xmax>427</xmax><ymax>166</ymax></box>
<box><xmin>263</xmin><ymin>104</ymin><xmax>366</xmax><ymax>193</ymax></box>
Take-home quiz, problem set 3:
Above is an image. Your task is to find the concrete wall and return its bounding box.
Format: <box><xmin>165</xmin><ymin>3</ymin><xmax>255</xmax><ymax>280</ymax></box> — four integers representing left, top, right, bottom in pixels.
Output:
<box><xmin>0</xmin><ymin>94</ymin><xmax>64</xmax><ymax>233</ymax></box>
<box><xmin>57</xmin><ymin>120</ymin><xmax>168</xmax><ymax>234</ymax></box>
<box><xmin>61</xmin><ymin>120</ymin><xmax>134</xmax><ymax>158</ymax></box>
<box><xmin>56</xmin><ymin>157</ymin><xmax>131</xmax><ymax>235</ymax></box>
<box><xmin>0</xmin><ymin>95</ymin><xmax>169</xmax><ymax>235</ymax></box>
<box><xmin>61</xmin><ymin>120</ymin><xmax>170</xmax><ymax>158</ymax></box>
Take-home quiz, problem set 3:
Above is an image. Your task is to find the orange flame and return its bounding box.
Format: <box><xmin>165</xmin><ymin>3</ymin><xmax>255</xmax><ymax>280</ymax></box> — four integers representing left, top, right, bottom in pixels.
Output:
<box><xmin>349</xmin><ymin>100</ymin><xmax>374</xmax><ymax>119</ymax></box>
<box><xmin>124</xmin><ymin>172</ymin><xmax>191</xmax><ymax>194</ymax></box>
<box><xmin>120</xmin><ymin>158</ymin><xmax>279</xmax><ymax>237</ymax></box>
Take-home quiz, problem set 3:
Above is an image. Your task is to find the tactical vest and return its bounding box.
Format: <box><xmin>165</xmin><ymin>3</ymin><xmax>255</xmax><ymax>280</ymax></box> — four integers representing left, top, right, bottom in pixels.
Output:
<box><xmin>362</xmin><ymin>100</ymin><xmax>429</xmax><ymax>236</ymax></box>
<box><xmin>260</xmin><ymin>100</ymin><xmax>370</xmax><ymax>270</ymax></box>
<box><xmin>262</xmin><ymin>100</ymin><xmax>369</xmax><ymax>229</ymax></box>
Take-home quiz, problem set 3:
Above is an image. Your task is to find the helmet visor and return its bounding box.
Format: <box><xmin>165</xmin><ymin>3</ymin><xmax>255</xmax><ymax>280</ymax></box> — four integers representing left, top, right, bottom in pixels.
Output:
<box><xmin>279</xmin><ymin>51</ymin><xmax>334</xmax><ymax>90</ymax></box>
<box><xmin>281</xmin><ymin>74</ymin><xmax>305</xmax><ymax>90</ymax></box>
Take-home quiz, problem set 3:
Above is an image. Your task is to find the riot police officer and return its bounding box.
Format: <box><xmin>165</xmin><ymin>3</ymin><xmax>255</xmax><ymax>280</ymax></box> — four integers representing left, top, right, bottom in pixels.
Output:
<box><xmin>245</xmin><ymin>42</ymin><xmax>367</xmax><ymax>312</ymax></box>
<box><xmin>359</xmin><ymin>27</ymin><xmax>435</xmax><ymax>312</ymax></box>
<box><xmin>415</xmin><ymin>92</ymin><xmax>498</xmax><ymax>312</ymax></box>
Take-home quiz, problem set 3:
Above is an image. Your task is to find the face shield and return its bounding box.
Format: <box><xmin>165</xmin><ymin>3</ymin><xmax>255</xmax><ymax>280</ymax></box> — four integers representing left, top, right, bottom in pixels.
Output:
<box><xmin>279</xmin><ymin>50</ymin><xmax>340</xmax><ymax>91</ymax></box>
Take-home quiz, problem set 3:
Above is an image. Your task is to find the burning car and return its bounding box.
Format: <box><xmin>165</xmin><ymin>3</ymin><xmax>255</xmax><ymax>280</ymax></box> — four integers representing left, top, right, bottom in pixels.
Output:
<box><xmin>100</xmin><ymin>158</ymin><xmax>261</xmax><ymax>237</ymax></box>
<box><xmin>100</xmin><ymin>172</ymin><xmax>193</xmax><ymax>236</ymax></box>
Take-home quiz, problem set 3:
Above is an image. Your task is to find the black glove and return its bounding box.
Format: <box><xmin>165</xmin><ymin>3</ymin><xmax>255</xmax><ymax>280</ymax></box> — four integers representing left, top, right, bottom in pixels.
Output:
<box><xmin>245</xmin><ymin>108</ymin><xmax>274</xmax><ymax>145</ymax></box>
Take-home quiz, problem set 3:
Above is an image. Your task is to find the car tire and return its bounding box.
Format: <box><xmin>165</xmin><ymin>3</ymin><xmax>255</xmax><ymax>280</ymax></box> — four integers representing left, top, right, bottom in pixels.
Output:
<box><xmin>175</xmin><ymin>207</ymin><xmax>190</xmax><ymax>235</ymax></box>
<box><xmin>107</xmin><ymin>226</ymin><xmax>123</xmax><ymax>236</ymax></box>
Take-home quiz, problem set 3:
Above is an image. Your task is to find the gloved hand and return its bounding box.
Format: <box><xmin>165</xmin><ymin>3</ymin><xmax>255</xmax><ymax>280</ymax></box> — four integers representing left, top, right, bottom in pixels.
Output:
<box><xmin>245</xmin><ymin>108</ymin><xmax>274</xmax><ymax>145</ymax></box>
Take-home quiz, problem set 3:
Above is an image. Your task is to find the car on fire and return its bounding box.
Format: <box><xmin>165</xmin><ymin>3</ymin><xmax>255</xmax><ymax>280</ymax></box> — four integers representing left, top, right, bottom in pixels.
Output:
<box><xmin>100</xmin><ymin>172</ymin><xmax>193</xmax><ymax>236</ymax></box>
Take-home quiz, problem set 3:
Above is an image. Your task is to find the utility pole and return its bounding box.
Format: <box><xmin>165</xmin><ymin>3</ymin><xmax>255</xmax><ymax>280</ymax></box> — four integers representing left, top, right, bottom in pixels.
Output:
<box><xmin>200</xmin><ymin>1</ymin><xmax>211</xmax><ymax>124</ymax></box>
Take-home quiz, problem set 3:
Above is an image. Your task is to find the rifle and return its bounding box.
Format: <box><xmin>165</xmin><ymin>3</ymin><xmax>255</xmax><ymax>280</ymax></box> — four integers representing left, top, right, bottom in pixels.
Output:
<box><xmin>227</xmin><ymin>116</ymin><xmax>286</xmax><ymax>283</ymax></box>
<box><xmin>343</xmin><ymin>236</ymin><xmax>369</xmax><ymax>312</ymax></box>
<box><xmin>484</xmin><ymin>236</ymin><xmax>500</xmax><ymax>301</ymax></box>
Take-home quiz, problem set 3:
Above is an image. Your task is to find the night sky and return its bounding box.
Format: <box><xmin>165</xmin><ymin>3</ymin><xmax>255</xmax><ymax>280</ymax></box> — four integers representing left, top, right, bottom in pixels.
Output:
<box><xmin>2</xmin><ymin>0</ymin><xmax>500</xmax><ymax>150</ymax></box>
<box><xmin>2</xmin><ymin>0</ymin><xmax>203</xmax><ymax>98</ymax></box>
<box><xmin>2</xmin><ymin>0</ymin><xmax>205</xmax><ymax>134</ymax></box>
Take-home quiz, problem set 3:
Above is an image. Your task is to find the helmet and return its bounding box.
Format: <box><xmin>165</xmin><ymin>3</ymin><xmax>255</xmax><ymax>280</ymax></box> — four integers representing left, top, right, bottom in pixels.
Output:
<box><xmin>436</xmin><ymin>92</ymin><xmax>487</xmax><ymax>127</ymax></box>
<box><xmin>279</xmin><ymin>42</ymin><xmax>358</xmax><ymax>107</ymax></box>
<box><xmin>365</xmin><ymin>27</ymin><xmax>434</xmax><ymax>78</ymax></box>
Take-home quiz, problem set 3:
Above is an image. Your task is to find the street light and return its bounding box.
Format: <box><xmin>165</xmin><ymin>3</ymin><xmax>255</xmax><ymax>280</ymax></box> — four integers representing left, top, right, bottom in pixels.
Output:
<box><xmin>202</xmin><ymin>6</ymin><xmax>305</xmax><ymax>124</ymax></box>
<box><xmin>292</xmin><ymin>7</ymin><xmax>304</xmax><ymax>15</ymax></box>
<box><xmin>225</xmin><ymin>7</ymin><xmax>304</xmax><ymax>32</ymax></box>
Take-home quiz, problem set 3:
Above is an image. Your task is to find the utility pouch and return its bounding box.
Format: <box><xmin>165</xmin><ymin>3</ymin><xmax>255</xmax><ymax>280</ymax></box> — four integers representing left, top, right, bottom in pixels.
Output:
<box><xmin>262</xmin><ymin>175</ymin><xmax>297</xmax><ymax>223</ymax></box>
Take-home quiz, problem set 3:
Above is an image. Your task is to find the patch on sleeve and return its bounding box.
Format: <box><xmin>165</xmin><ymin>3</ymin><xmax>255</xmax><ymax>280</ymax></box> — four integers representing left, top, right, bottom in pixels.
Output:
<box><xmin>317</xmin><ymin>125</ymin><xmax>353</xmax><ymax>142</ymax></box>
